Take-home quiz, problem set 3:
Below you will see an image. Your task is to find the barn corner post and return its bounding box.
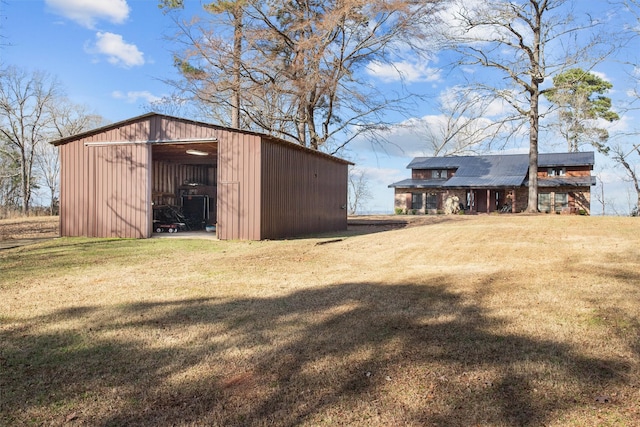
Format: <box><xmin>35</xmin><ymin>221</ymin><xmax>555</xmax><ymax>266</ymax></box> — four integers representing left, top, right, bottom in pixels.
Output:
<box><xmin>145</xmin><ymin>142</ymin><xmax>153</xmax><ymax>238</ymax></box>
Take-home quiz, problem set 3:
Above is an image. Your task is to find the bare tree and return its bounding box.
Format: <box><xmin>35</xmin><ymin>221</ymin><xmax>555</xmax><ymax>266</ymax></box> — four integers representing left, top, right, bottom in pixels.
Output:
<box><xmin>34</xmin><ymin>142</ymin><xmax>59</xmax><ymax>215</ymax></box>
<box><xmin>419</xmin><ymin>86</ymin><xmax>520</xmax><ymax>156</ymax></box>
<box><xmin>611</xmin><ymin>143</ymin><xmax>640</xmax><ymax>215</ymax></box>
<box><xmin>0</xmin><ymin>66</ymin><xmax>103</xmax><ymax>215</ymax></box>
<box><xmin>161</xmin><ymin>0</ymin><xmax>444</xmax><ymax>151</ymax></box>
<box><xmin>0</xmin><ymin>66</ymin><xmax>58</xmax><ymax>214</ymax></box>
<box><xmin>348</xmin><ymin>167</ymin><xmax>372</xmax><ymax>215</ymax></box>
<box><xmin>606</xmin><ymin>0</ymin><xmax>640</xmax><ymax>216</ymax></box>
<box><xmin>0</xmin><ymin>144</ymin><xmax>20</xmax><ymax>215</ymax></box>
<box><xmin>592</xmin><ymin>171</ymin><xmax>607</xmax><ymax>216</ymax></box>
<box><xmin>447</xmin><ymin>0</ymin><xmax>613</xmax><ymax>212</ymax></box>
<box><xmin>36</xmin><ymin>100</ymin><xmax>103</xmax><ymax>215</ymax></box>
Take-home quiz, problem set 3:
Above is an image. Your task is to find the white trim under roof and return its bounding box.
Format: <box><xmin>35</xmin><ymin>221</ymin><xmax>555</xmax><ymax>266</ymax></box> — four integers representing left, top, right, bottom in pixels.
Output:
<box><xmin>83</xmin><ymin>137</ymin><xmax>218</xmax><ymax>147</ymax></box>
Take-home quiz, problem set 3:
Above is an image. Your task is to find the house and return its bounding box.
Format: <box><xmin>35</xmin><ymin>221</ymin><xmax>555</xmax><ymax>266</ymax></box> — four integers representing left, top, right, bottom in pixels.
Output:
<box><xmin>388</xmin><ymin>152</ymin><xmax>596</xmax><ymax>215</ymax></box>
<box><xmin>51</xmin><ymin>113</ymin><xmax>352</xmax><ymax>240</ymax></box>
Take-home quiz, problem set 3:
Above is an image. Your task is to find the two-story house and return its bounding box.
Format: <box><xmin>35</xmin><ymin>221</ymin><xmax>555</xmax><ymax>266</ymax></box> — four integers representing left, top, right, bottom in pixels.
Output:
<box><xmin>388</xmin><ymin>152</ymin><xmax>596</xmax><ymax>215</ymax></box>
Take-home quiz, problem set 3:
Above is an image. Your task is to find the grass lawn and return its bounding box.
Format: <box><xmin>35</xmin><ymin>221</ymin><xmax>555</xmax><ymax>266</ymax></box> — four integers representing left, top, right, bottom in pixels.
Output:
<box><xmin>1</xmin><ymin>215</ymin><xmax>639</xmax><ymax>426</ymax></box>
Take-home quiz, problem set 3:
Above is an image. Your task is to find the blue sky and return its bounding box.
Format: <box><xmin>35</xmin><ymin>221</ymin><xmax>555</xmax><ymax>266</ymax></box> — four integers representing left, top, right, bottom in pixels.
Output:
<box><xmin>2</xmin><ymin>0</ymin><xmax>639</xmax><ymax>215</ymax></box>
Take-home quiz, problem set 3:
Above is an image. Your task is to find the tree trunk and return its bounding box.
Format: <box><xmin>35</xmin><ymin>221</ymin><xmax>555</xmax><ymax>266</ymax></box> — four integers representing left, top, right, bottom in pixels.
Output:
<box><xmin>50</xmin><ymin>188</ymin><xmax>56</xmax><ymax>216</ymax></box>
<box><xmin>20</xmin><ymin>147</ymin><xmax>30</xmax><ymax>214</ymax></box>
<box><xmin>527</xmin><ymin>87</ymin><xmax>540</xmax><ymax>213</ymax></box>
<box><xmin>527</xmin><ymin>1</ymin><xmax>544</xmax><ymax>213</ymax></box>
<box><xmin>231</xmin><ymin>9</ymin><xmax>242</xmax><ymax>129</ymax></box>
<box><xmin>600</xmin><ymin>180</ymin><xmax>605</xmax><ymax>216</ymax></box>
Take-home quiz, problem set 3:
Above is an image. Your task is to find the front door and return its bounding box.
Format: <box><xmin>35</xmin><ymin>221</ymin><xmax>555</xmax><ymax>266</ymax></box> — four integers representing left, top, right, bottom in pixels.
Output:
<box><xmin>475</xmin><ymin>190</ymin><xmax>487</xmax><ymax>213</ymax></box>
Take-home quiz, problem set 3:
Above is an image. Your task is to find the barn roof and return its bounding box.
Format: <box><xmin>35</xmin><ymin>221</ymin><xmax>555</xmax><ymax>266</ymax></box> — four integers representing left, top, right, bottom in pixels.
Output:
<box><xmin>390</xmin><ymin>152</ymin><xmax>594</xmax><ymax>189</ymax></box>
<box><xmin>49</xmin><ymin>112</ymin><xmax>353</xmax><ymax>166</ymax></box>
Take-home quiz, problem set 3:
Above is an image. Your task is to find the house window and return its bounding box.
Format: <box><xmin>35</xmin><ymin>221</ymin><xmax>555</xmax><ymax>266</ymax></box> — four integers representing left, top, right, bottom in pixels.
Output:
<box><xmin>554</xmin><ymin>193</ymin><xmax>568</xmax><ymax>212</ymax></box>
<box><xmin>431</xmin><ymin>169</ymin><xmax>446</xmax><ymax>179</ymax></box>
<box><xmin>538</xmin><ymin>193</ymin><xmax>551</xmax><ymax>213</ymax></box>
<box><xmin>426</xmin><ymin>193</ymin><xmax>437</xmax><ymax>210</ymax></box>
<box><xmin>411</xmin><ymin>193</ymin><xmax>423</xmax><ymax>210</ymax></box>
<box><xmin>548</xmin><ymin>167</ymin><xmax>566</xmax><ymax>176</ymax></box>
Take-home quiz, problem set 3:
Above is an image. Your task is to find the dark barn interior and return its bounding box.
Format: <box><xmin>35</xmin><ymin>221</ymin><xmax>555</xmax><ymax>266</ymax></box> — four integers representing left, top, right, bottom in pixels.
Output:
<box><xmin>151</xmin><ymin>142</ymin><xmax>218</xmax><ymax>233</ymax></box>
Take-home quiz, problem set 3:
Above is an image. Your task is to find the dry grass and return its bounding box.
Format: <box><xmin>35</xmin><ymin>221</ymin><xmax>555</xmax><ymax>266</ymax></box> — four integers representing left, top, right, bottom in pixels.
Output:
<box><xmin>0</xmin><ymin>216</ymin><xmax>59</xmax><ymax>241</ymax></box>
<box><xmin>1</xmin><ymin>215</ymin><xmax>639</xmax><ymax>426</ymax></box>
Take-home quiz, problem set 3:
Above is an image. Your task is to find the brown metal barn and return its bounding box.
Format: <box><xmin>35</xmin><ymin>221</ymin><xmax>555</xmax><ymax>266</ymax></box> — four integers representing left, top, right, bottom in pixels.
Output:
<box><xmin>51</xmin><ymin>113</ymin><xmax>352</xmax><ymax>240</ymax></box>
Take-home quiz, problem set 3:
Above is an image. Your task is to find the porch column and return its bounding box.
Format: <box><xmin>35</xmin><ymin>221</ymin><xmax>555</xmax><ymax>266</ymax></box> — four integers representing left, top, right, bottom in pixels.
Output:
<box><xmin>487</xmin><ymin>189</ymin><xmax>490</xmax><ymax>213</ymax></box>
<box><xmin>511</xmin><ymin>189</ymin><xmax>516</xmax><ymax>213</ymax></box>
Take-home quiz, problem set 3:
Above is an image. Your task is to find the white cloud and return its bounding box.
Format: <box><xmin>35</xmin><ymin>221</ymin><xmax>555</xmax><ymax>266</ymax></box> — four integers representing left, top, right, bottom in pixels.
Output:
<box><xmin>112</xmin><ymin>90</ymin><xmax>161</xmax><ymax>104</ymax></box>
<box><xmin>88</xmin><ymin>32</ymin><xmax>144</xmax><ymax>68</ymax></box>
<box><xmin>591</xmin><ymin>70</ymin><xmax>611</xmax><ymax>82</ymax></box>
<box><xmin>366</xmin><ymin>60</ymin><xmax>441</xmax><ymax>84</ymax></box>
<box><xmin>435</xmin><ymin>0</ymin><xmax>497</xmax><ymax>41</ymax></box>
<box><xmin>45</xmin><ymin>0</ymin><xmax>130</xmax><ymax>29</ymax></box>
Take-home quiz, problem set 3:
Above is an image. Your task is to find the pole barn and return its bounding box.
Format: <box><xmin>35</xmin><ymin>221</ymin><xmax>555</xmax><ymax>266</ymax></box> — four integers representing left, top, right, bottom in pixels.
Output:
<box><xmin>51</xmin><ymin>113</ymin><xmax>352</xmax><ymax>240</ymax></box>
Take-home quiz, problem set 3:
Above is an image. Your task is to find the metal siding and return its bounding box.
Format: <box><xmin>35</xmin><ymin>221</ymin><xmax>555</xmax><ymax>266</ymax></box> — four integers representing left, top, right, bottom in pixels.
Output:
<box><xmin>59</xmin><ymin>138</ymin><xmax>92</xmax><ymax>237</ymax></box>
<box><xmin>58</xmin><ymin>113</ymin><xmax>349</xmax><ymax>240</ymax></box>
<box><xmin>84</xmin><ymin>140</ymin><xmax>92</xmax><ymax>235</ymax></box>
<box><xmin>60</xmin><ymin>118</ymin><xmax>154</xmax><ymax>238</ymax></box>
<box><xmin>89</xmin><ymin>144</ymin><xmax>150</xmax><ymax>238</ymax></box>
<box><xmin>260</xmin><ymin>140</ymin><xmax>348</xmax><ymax>240</ymax></box>
<box><xmin>217</xmin><ymin>130</ymin><xmax>261</xmax><ymax>240</ymax></box>
<box><xmin>61</xmin><ymin>115</ymin><xmax>226</xmax><ymax>238</ymax></box>
<box><xmin>218</xmin><ymin>181</ymin><xmax>240</xmax><ymax>239</ymax></box>
<box><xmin>218</xmin><ymin>131</ymin><xmax>232</xmax><ymax>240</ymax></box>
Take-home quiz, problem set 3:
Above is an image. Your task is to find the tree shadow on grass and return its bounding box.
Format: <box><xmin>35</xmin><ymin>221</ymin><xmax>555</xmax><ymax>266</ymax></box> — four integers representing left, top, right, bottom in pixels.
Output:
<box><xmin>0</xmin><ymin>279</ymin><xmax>632</xmax><ymax>426</ymax></box>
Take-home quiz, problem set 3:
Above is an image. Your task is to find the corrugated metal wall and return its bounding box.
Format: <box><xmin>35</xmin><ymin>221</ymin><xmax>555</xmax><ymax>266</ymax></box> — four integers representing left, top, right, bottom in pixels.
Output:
<box><xmin>59</xmin><ymin>141</ymin><xmax>151</xmax><ymax>238</ymax></box>
<box><xmin>59</xmin><ymin>113</ymin><xmax>350</xmax><ymax>240</ymax></box>
<box><xmin>59</xmin><ymin>115</ymin><xmax>220</xmax><ymax>239</ymax></box>
<box><xmin>150</xmin><ymin>115</ymin><xmax>219</xmax><ymax>141</ymax></box>
<box><xmin>91</xmin><ymin>144</ymin><xmax>151</xmax><ymax>238</ymax></box>
<box><xmin>216</xmin><ymin>130</ymin><xmax>261</xmax><ymax>240</ymax></box>
<box><xmin>260</xmin><ymin>140</ymin><xmax>348</xmax><ymax>240</ymax></box>
<box><xmin>59</xmin><ymin>137</ymin><xmax>90</xmax><ymax>237</ymax></box>
<box><xmin>152</xmin><ymin>161</ymin><xmax>215</xmax><ymax>205</ymax></box>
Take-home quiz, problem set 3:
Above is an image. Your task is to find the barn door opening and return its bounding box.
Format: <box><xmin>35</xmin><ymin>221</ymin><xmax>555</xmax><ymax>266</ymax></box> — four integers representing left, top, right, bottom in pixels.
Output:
<box><xmin>151</xmin><ymin>142</ymin><xmax>218</xmax><ymax>233</ymax></box>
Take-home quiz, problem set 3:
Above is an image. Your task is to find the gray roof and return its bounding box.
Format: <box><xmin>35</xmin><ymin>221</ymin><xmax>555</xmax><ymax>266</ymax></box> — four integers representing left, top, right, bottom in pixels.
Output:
<box><xmin>390</xmin><ymin>152</ymin><xmax>595</xmax><ymax>189</ymax></box>
<box><xmin>538</xmin><ymin>151</ymin><xmax>594</xmax><ymax>167</ymax></box>
<box><xmin>387</xmin><ymin>179</ymin><xmax>452</xmax><ymax>189</ymax></box>
<box><xmin>535</xmin><ymin>176</ymin><xmax>597</xmax><ymax>187</ymax></box>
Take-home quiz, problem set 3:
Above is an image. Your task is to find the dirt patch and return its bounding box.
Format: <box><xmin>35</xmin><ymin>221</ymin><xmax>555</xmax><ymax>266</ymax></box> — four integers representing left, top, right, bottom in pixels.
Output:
<box><xmin>347</xmin><ymin>214</ymin><xmax>470</xmax><ymax>233</ymax></box>
<box><xmin>0</xmin><ymin>216</ymin><xmax>59</xmax><ymax>248</ymax></box>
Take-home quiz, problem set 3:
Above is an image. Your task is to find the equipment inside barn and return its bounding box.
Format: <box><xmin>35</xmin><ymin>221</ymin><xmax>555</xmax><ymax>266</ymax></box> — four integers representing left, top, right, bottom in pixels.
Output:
<box><xmin>152</xmin><ymin>205</ymin><xmax>187</xmax><ymax>232</ymax></box>
<box><xmin>181</xmin><ymin>194</ymin><xmax>210</xmax><ymax>230</ymax></box>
